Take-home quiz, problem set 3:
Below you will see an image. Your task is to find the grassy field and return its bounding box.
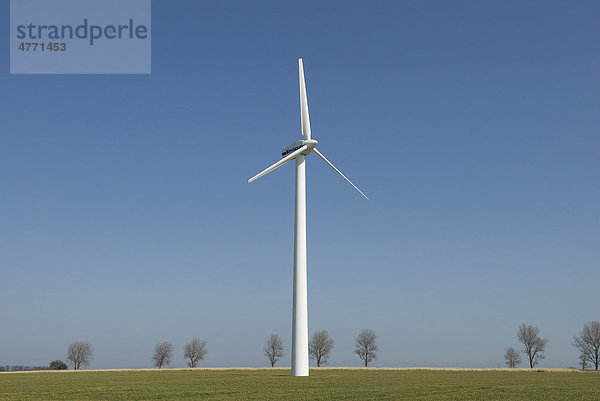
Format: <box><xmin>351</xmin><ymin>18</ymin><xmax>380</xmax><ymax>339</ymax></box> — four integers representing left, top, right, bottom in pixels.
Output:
<box><xmin>1</xmin><ymin>368</ymin><xmax>599</xmax><ymax>401</ymax></box>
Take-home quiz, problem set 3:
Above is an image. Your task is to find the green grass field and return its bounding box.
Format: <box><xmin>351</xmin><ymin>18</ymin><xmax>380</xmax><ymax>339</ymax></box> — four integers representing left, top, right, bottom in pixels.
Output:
<box><xmin>1</xmin><ymin>368</ymin><xmax>599</xmax><ymax>401</ymax></box>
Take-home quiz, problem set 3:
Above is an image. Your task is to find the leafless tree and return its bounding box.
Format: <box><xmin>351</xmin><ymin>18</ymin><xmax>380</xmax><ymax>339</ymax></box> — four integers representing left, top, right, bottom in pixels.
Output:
<box><xmin>579</xmin><ymin>351</ymin><xmax>590</xmax><ymax>370</ymax></box>
<box><xmin>66</xmin><ymin>342</ymin><xmax>93</xmax><ymax>370</ymax></box>
<box><xmin>517</xmin><ymin>324</ymin><xmax>548</xmax><ymax>368</ymax></box>
<box><xmin>309</xmin><ymin>330</ymin><xmax>334</xmax><ymax>367</ymax></box>
<box><xmin>263</xmin><ymin>334</ymin><xmax>284</xmax><ymax>367</ymax></box>
<box><xmin>153</xmin><ymin>342</ymin><xmax>173</xmax><ymax>368</ymax></box>
<box><xmin>504</xmin><ymin>347</ymin><xmax>521</xmax><ymax>368</ymax></box>
<box><xmin>573</xmin><ymin>321</ymin><xmax>600</xmax><ymax>370</ymax></box>
<box><xmin>184</xmin><ymin>339</ymin><xmax>207</xmax><ymax>368</ymax></box>
<box><xmin>355</xmin><ymin>329</ymin><xmax>378</xmax><ymax>367</ymax></box>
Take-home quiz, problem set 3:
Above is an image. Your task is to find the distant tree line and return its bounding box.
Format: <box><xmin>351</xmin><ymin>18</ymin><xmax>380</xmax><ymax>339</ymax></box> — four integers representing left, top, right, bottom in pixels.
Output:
<box><xmin>503</xmin><ymin>321</ymin><xmax>600</xmax><ymax>370</ymax></box>
<box><xmin>4</xmin><ymin>322</ymin><xmax>597</xmax><ymax>370</ymax></box>
<box><xmin>1</xmin><ymin>341</ymin><xmax>95</xmax><ymax>371</ymax></box>
<box><xmin>262</xmin><ymin>329</ymin><xmax>378</xmax><ymax>367</ymax></box>
<box><xmin>152</xmin><ymin>339</ymin><xmax>208</xmax><ymax>368</ymax></box>
<box><xmin>1</xmin><ymin>365</ymin><xmax>53</xmax><ymax>372</ymax></box>
<box><xmin>150</xmin><ymin>330</ymin><xmax>376</xmax><ymax>369</ymax></box>
<box><xmin>0</xmin><ymin>360</ymin><xmax>68</xmax><ymax>372</ymax></box>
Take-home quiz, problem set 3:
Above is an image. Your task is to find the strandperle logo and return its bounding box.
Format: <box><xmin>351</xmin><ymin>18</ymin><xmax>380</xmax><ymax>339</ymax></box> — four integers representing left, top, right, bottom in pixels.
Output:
<box><xmin>15</xmin><ymin>19</ymin><xmax>149</xmax><ymax>46</ymax></box>
<box><xmin>10</xmin><ymin>0</ymin><xmax>151</xmax><ymax>74</ymax></box>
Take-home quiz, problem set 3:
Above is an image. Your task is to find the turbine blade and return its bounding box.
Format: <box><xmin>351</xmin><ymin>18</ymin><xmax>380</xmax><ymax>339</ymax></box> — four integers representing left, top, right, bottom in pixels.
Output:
<box><xmin>313</xmin><ymin>148</ymin><xmax>369</xmax><ymax>200</ymax></box>
<box><xmin>248</xmin><ymin>145</ymin><xmax>308</xmax><ymax>183</ymax></box>
<box><xmin>299</xmin><ymin>59</ymin><xmax>311</xmax><ymax>140</ymax></box>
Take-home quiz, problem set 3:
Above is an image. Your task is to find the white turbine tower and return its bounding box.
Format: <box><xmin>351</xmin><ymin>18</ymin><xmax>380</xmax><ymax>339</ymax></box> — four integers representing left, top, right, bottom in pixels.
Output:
<box><xmin>248</xmin><ymin>59</ymin><xmax>368</xmax><ymax>377</ymax></box>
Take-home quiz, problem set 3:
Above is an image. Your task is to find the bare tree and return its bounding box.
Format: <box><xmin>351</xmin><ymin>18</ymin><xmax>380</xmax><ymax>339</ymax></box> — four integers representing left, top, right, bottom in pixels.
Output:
<box><xmin>517</xmin><ymin>324</ymin><xmax>548</xmax><ymax>368</ymax></box>
<box><xmin>355</xmin><ymin>329</ymin><xmax>378</xmax><ymax>367</ymax></box>
<box><xmin>66</xmin><ymin>342</ymin><xmax>93</xmax><ymax>370</ymax></box>
<box><xmin>184</xmin><ymin>339</ymin><xmax>207</xmax><ymax>368</ymax></box>
<box><xmin>309</xmin><ymin>330</ymin><xmax>334</xmax><ymax>367</ymax></box>
<box><xmin>153</xmin><ymin>342</ymin><xmax>173</xmax><ymax>368</ymax></box>
<box><xmin>263</xmin><ymin>334</ymin><xmax>284</xmax><ymax>367</ymax></box>
<box><xmin>504</xmin><ymin>347</ymin><xmax>521</xmax><ymax>368</ymax></box>
<box><xmin>573</xmin><ymin>321</ymin><xmax>600</xmax><ymax>370</ymax></box>
<box><xmin>579</xmin><ymin>351</ymin><xmax>590</xmax><ymax>370</ymax></box>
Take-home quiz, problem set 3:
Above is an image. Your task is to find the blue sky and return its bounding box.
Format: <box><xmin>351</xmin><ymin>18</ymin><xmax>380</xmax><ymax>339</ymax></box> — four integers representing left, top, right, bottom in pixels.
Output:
<box><xmin>1</xmin><ymin>0</ymin><xmax>598</xmax><ymax>369</ymax></box>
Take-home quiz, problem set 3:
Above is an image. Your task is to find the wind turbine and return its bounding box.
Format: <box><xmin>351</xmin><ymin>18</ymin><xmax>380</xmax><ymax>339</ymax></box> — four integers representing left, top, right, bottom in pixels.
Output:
<box><xmin>248</xmin><ymin>59</ymin><xmax>368</xmax><ymax>377</ymax></box>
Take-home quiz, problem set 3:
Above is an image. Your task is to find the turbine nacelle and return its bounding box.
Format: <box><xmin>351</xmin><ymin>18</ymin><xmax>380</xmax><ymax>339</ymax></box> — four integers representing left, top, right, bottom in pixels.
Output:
<box><xmin>282</xmin><ymin>139</ymin><xmax>318</xmax><ymax>158</ymax></box>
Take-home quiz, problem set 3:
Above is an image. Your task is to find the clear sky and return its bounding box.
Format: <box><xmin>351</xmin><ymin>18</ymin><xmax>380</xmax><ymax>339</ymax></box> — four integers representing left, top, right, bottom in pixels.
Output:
<box><xmin>1</xmin><ymin>1</ymin><xmax>598</xmax><ymax>369</ymax></box>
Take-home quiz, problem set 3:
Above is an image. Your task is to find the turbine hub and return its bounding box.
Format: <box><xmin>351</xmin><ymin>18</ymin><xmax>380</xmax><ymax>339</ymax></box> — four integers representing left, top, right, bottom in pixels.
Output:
<box><xmin>302</xmin><ymin>139</ymin><xmax>318</xmax><ymax>153</ymax></box>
